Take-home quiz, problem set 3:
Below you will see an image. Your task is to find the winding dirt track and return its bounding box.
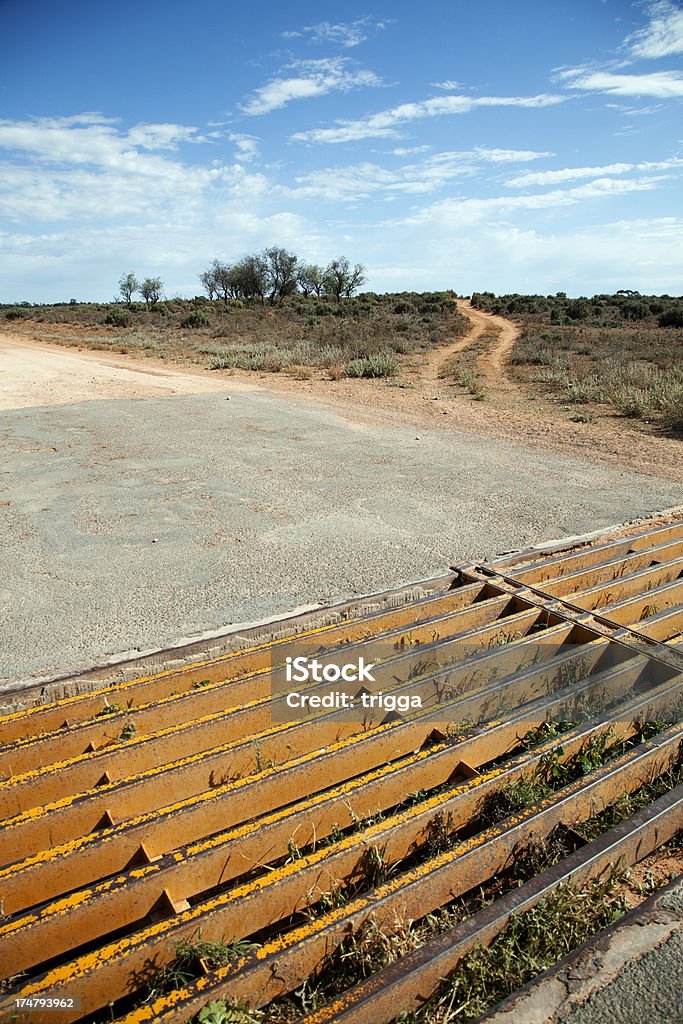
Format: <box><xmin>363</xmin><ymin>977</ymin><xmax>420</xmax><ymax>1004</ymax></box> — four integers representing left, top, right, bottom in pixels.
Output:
<box><xmin>421</xmin><ymin>299</ymin><xmax>490</xmax><ymax>380</ymax></box>
<box><xmin>468</xmin><ymin>302</ymin><xmax>520</xmax><ymax>393</ymax></box>
<box><xmin>421</xmin><ymin>299</ymin><xmax>520</xmax><ymax>397</ymax></box>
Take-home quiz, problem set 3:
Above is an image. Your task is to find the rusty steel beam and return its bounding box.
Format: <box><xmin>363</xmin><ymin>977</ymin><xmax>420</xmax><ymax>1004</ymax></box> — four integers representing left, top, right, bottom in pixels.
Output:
<box><xmin>555</xmin><ymin>545</ymin><xmax>683</xmax><ymax>595</ymax></box>
<box><xmin>296</xmin><ymin>784</ymin><xmax>683</xmax><ymax>1024</ymax></box>
<box><xmin>3</xmin><ymin>664</ymin><xmax>677</xmax><ymax>976</ymax></box>
<box><xmin>0</xmin><ymin>581</ymin><xmax>492</xmax><ymax>745</ymax></box>
<box><xmin>469</xmin><ymin>564</ymin><xmax>683</xmax><ymax>674</ymax></box>
<box><xmin>566</xmin><ymin>559</ymin><xmax>683</xmax><ymax>611</ymax></box>
<box><xmin>593</xmin><ymin>577</ymin><xmax>683</xmax><ymax>626</ymax></box>
<box><xmin>72</xmin><ymin>725</ymin><xmax>683</xmax><ymax>1024</ymax></box>
<box><xmin>0</xmin><ymin>611</ymin><xmax>571</xmax><ymax>824</ymax></box>
<box><xmin>0</xmin><ymin>590</ymin><xmax>523</xmax><ymax>778</ymax></box>
<box><xmin>0</xmin><ymin>621</ymin><xmax>601</xmax><ymax>871</ymax></box>
<box><xmin>474</xmin><ymin>554</ymin><xmax>683</xmax><ymax>616</ymax></box>
<box><xmin>491</xmin><ymin>522</ymin><xmax>683</xmax><ymax>583</ymax></box>
<box><xmin>636</xmin><ymin>606</ymin><xmax>683</xmax><ymax>642</ymax></box>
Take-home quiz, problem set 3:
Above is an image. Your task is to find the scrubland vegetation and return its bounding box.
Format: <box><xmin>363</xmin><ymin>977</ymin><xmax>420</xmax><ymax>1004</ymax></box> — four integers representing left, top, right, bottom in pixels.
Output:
<box><xmin>1</xmin><ymin>291</ymin><xmax>467</xmax><ymax>380</ymax></box>
<box><xmin>4</xmin><ymin>275</ymin><xmax>683</xmax><ymax>434</ymax></box>
<box><xmin>473</xmin><ymin>290</ymin><xmax>683</xmax><ymax>431</ymax></box>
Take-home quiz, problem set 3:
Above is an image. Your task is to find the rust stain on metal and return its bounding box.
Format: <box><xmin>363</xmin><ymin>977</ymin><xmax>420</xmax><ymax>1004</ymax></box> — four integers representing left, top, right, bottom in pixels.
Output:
<box><xmin>0</xmin><ymin>518</ymin><xmax>681</xmax><ymax>1024</ymax></box>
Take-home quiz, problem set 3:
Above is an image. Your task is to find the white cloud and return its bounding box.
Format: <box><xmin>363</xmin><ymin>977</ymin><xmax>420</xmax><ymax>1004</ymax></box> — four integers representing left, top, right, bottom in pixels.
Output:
<box><xmin>391</xmin><ymin>177</ymin><xmax>666</xmax><ymax>230</ymax></box>
<box><xmin>289</xmin><ymin>148</ymin><xmax>554</xmax><ymax>201</ymax></box>
<box><xmin>626</xmin><ymin>1</ymin><xmax>683</xmax><ymax>59</ymax></box>
<box><xmin>228</xmin><ymin>133</ymin><xmax>260</xmax><ymax>162</ymax></box>
<box><xmin>0</xmin><ymin>114</ymin><xmax>208</xmax><ymax>171</ymax></box>
<box><xmin>604</xmin><ymin>101</ymin><xmax>665</xmax><ymax>116</ymax></box>
<box><xmin>240</xmin><ymin>58</ymin><xmax>382</xmax><ymax>116</ymax></box>
<box><xmin>125</xmin><ymin>123</ymin><xmax>206</xmax><ymax>150</ymax></box>
<box><xmin>391</xmin><ymin>145</ymin><xmax>431</xmax><ymax>156</ymax></box>
<box><xmin>431</xmin><ymin>80</ymin><xmax>465</xmax><ymax>90</ymax></box>
<box><xmin>292</xmin><ymin>93</ymin><xmax>565</xmax><ymax>144</ymax></box>
<box><xmin>0</xmin><ymin>115</ymin><xmax>272</xmax><ymax>225</ymax></box>
<box><xmin>473</xmin><ymin>147</ymin><xmax>554</xmax><ymax>163</ymax></box>
<box><xmin>283</xmin><ymin>18</ymin><xmax>385</xmax><ymax>48</ymax></box>
<box><xmin>561</xmin><ymin>67</ymin><xmax>683</xmax><ymax>97</ymax></box>
<box><xmin>507</xmin><ymin>156</ymin><xmax>683</xmax><ymax>187</ymax></box>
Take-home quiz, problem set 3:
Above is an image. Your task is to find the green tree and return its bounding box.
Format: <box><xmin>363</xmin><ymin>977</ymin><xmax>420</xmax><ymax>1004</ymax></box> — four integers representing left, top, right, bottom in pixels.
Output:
<box><xmin>204</xmin><ymin>260</ymin><xmax>239</xmax><ymax>305</ymax></box>
<box><xmin>297</xmin><ymin>263</ymin><xmax>326</xmax><ymax>297</ymax></box>
<box><xmin>264</xmin><ymin>246</ymin><xmax>299</xmax><ymax>303</ymax></box>
<box><xmin>118</xmin><ymin>272</ymin><xmax>139</xmax><ymax>306</ymax></box>
<box><xmin>140</xmin><ymin>277</ymin><xmax>162</xmax><ymax>307</ymax></box>
<box><xmin>233</xmin><ymin>254</ymin><xmax>268</xmax><ymax>302</ymax></box>
<box><xmin>324</xmin><ymin>257</ymin><xmax>366</xmax><ymax>301</ymax></box>
<box><xmin>199</xmin><ymin>266</ymin><xmax>219</xmax><ymax>301</ymax></box>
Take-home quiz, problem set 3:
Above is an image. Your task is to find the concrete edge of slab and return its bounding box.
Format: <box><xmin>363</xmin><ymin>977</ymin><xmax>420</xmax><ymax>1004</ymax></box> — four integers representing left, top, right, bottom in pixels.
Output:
<box><xmin>4</xmin><ymin>504</ymin><xmax>682</xmax><ymax>716</ymax></box>
<box><xmin>481</xmin><ymin>503</ymin><xmax>683</xmax><ymax>569</ymax></box>
<box><xmin>0</xmin><ymin>571</ymin><xmax>456</xmax><ymax>714</ymax></box>
<box><xmin>475</xmin><ymin>874</ymin><xmax>683</xmax><ymax>1024</ymax></box>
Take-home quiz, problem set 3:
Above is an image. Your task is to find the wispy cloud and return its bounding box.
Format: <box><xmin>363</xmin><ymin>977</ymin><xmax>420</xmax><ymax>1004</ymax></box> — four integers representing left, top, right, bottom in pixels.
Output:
<box><xmin>240</xmin><ymin>58</ymin><xmax>383</xmax><ymax>116</ymax></box>
<box><xmin>292</xmin><ymin>93</ymin><xmax>565</xmax><ymax>144</ymax></box>
<box><xmin>554</xmin><ymin>3</ymin><xmax>683</xmax><ymax>105</ymax></box>
<box><xmin>229</xmin><ymin>133</ymin><xmax>260</xmax><ymax>162</ymax></box>
<box><xmin>431</xmin><ymin>80</ymin><xmax>465</xmax><ymax>90</ymax></box>
<box><xmin>507</xmin><ymin>156</ymin><xmax>683</xmax><ymax>187</ymax></box>
<box><xmin>625</xmin><ymin>1</ymin><xmax>683</xmax><ymax>59</ymax></box>
<box><xmin>604</xmin><ymin>102</ymin><xmax>664</xmax><ymax>116</ymax></box>
<box><xmin>392</xmin><ymin>177</ymin><xmax>666</xmax><ymax>230</ymax></box>
<box><xmin>391</xmin><ymin>145</ymin><xmax>431</xmax><ymax>156</ymax></box>
<box><xmin>282</xmin><ymin>18</ymin><xmax>387</xmax><ymax>49</ymax></box>
<box><xmin>0</xmin><ymin>113</ymin><xmax>207</xmax><ymax>167</ymax></box>
<box><xmin>0</xmin><ymin>114</ymin><xmax>271</xmax><ymax>224</ymax></box>
<box><xmin>289</xmin><ymin>148</ymin><xmax>553</xmax><ymax>201</ymax></box>
<box><xmin>560</xmin><ymin>67</ymin><xmax>683</xmax><ymax>97</ymax></box>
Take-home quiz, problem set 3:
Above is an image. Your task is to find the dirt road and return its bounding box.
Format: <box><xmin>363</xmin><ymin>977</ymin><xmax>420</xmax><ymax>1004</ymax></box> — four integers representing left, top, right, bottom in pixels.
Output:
<box><xmin>0</xmin><ymin>334</ymin><xmax>256</xmax><ymax>409</ymax></box>
<box><xmin>420</xmin><ymin>299</ymin><xmax>520</xmax><ymax>393</ymax></box>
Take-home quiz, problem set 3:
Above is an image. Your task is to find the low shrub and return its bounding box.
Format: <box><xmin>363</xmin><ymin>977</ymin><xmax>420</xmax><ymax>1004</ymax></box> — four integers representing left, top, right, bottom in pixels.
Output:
<box><xmin>344</xmin><ymin>351</ymin><xmax>398</xmax><ymax>378</ymax></box>
<box><xmin>103</xmin><ymin>307</ymin><xmax>132</xmax><ymax>328</ymax></box>
<box><xmin>181</xmin><ymin>310</ymin><xmax>211</xmax><ymax>329</ymax></box>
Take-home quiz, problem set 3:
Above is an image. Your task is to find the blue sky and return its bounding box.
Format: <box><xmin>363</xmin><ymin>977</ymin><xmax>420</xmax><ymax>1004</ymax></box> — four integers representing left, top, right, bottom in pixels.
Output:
<box><xmin>0</xmin><ymin>0</ymin><xmax>682</xmax><ymax>301</ymax></box>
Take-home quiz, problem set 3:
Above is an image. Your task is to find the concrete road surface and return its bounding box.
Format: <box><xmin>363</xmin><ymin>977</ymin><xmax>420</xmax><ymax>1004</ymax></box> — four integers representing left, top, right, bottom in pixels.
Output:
<box><xmin>1</xmin><ymin>390</ymin><xmax>682</xmax><ymax>685</ymax></box>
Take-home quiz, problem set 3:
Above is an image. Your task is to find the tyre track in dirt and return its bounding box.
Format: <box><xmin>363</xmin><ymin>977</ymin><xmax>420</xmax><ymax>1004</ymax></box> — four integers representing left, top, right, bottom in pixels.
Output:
<box><xmin>467</xmin><ymin>300</ymin><xmax>521</xmax><ymax>395</ymax></box>
<box><xmin>421</xmin><ymin>299</ymin><xmax>489</xmax><ymax>381</ymax></box>
<box><xmin>420</xmin><ymin>299</ymin><xmax>520</xmax><ymax>400</ymax></box>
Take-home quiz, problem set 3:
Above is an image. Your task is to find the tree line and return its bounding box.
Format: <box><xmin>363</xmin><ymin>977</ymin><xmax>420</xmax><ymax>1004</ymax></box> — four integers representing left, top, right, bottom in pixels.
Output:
<box><xmin>118</xmin><ymin>273</ymin><xmax>163</xmax><ymax>307</ymax></box>
<box><xmin>119</xmin><ymin>249</ymin><xmax>366</xmax><ymax>307</ymax></box>
<box><xmin>201</xmin><ymin>248</ymin><xmax>366</xmax><ymax>304</ymax></box>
